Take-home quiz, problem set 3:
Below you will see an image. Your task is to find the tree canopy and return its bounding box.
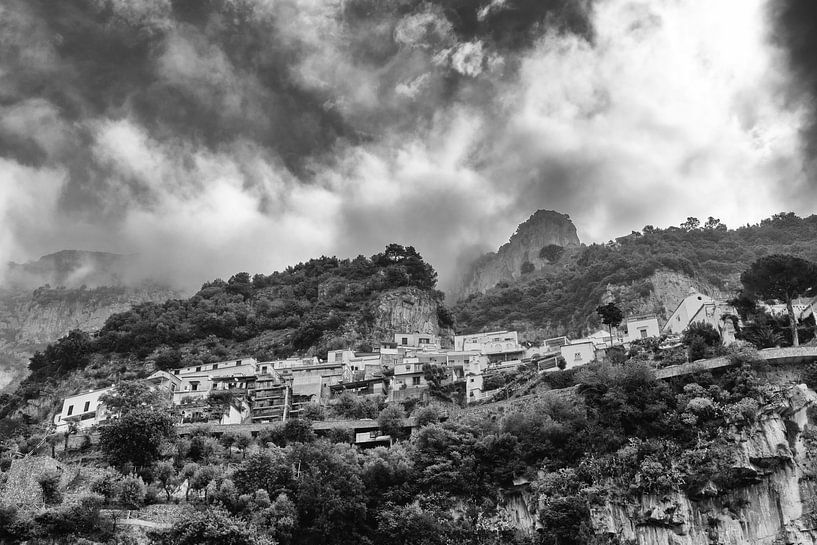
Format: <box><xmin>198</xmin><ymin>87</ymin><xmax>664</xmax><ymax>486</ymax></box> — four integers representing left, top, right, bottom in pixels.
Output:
<box><xmin>740</xmin><ymin>254</ymin><xmax>817</xmax><ymax>346</ymax></box>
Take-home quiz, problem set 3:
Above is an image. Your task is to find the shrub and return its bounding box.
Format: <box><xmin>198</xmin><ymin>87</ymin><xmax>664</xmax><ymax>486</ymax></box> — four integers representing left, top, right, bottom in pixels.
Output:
<box><xmin>118</xmin><ymin>476</ymin><xmax>147</xmax><ymax>509</ymax></box>
<box><xmin>38</xmin><ymin>470</ymin><xmax>63</xmax><ymax>505</ymax></box>
<box><xmin>90</xmin><ymin>470</ymin><xmax>121</xmax><ymax>503</ymax></box>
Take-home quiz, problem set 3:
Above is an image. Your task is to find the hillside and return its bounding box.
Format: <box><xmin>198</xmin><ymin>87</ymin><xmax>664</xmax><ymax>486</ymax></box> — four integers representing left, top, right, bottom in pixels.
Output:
<box><xmin>0</xmin><ymin>245</ymin><xmax>450</xmax><ymax>424</ymax></box>
<box><xmin>453</xmin><ymin>212</ymin><xmax>817</xmax><ymax>338</ymax></box>
<box><xmin>0</xmin><ymin>251</ymin><xmax>179</xmax><ymax>392</ymax></box>
<box><xmin>454</xmin><ymin>210</ymin><xmax>581</xmax><ymax>299</ymax></box>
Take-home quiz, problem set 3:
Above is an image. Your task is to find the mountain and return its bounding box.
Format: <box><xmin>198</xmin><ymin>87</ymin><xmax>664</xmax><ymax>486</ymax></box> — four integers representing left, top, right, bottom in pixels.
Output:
<box><xmin>1</xmin><ymin>245</ymin><xmax>451</xmax><ymax>422</ymax></box>
<box><xmin>0</xmin><ymin>251</ymin><xmax>178</xmax><ymax>392</ymax></box>
<box><xmin>4</xmin><ymin>250</ymin><xmax>134</xmax><ymax>290</ymax></box>
<box><xmin>452</xmin><ymin>212</ymin><xmax>817</xmax><ymax>339</ymax></box>
<box><xmin>454</xmin><ymin>210</ymin><xmax>581</xmax><ymax>299</ymax></box>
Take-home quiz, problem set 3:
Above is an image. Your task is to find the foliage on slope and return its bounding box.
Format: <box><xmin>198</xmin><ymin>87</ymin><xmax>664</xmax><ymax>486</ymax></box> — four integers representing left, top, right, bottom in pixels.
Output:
<box><xmin>453</xmin><ymin>212</ymin><xmax>817</xmax><ymax>337</ymax></box>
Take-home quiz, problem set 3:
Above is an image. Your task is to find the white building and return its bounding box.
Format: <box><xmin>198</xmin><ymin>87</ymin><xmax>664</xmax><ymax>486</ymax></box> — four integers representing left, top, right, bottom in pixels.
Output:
<box><xmin>624</xmin><ymin>315</ymin><xmax>661</xmax><ymax>343</ymax></box>
<box><xmin>560</xmin><ymin>341</ymin><xmax>596</xmax><ymax>369</ymax></box>
<box><xmin>393</xmin><ymin>333</ymin><xmax>440</xmax><ymax>350</ymax></box>
<box><xmin>663</xmin><ymin>289</ymin><xmax>736</xmax><ymax>344</ymax></box>
<box><xmin>54</xmin><ymin>387</ymin><xmax>113</xmax><ymax>433</ymax></box>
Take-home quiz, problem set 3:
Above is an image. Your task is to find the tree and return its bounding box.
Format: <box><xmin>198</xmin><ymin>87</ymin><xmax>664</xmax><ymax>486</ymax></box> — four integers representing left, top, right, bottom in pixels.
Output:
<box><xmin>150</xmin><ymin>507</ymin><xmax>272</xmax><ymax>545</ymax></box>
<box><xmin>520</xmin><ymin>261</ymin><xmax>535</xmax><ymax>275</ymax></box>
<box><xmin>100</xmin><ymin>381</ymin><xmax>168</xmax><ymax>415</ymax></box>
<box><xmin>680</xmin><ymin>217</ymin><xmax>701</xmax><ymax>231</ymax></box>
<box><xmin>378</xmin><ymin>405</ymin><xmax>406</xmax><ymax>443</ymax></box>
<box><xmin>539</xmin><ymin>244</ymin><xmax>565</xmax><ymax>262</ymax></box>
<box><xmin>596</xmin><ymin>302</ymin><xmax>624</xmax><ymax>348</ymax></box>
<box><xmin>99</xmin><ymin>408</ymin><xmax>176</xmax><ymax>469</ymax></box>
<box><xmin>740</xmin><ymin>254</ymin><xmax>817</xmax><ymax>346</ymax></box>
<box><xmin>155</xmin><ymin>461</ymin><xmax>178</xmax><ymax>501</ymax></box>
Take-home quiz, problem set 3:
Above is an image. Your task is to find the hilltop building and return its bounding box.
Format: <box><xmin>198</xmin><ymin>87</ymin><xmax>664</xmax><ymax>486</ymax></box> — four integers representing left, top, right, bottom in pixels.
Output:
<box><xmin>663</xmin><ymin>288</ymin><xmax>737</xmax><ymax>344</ymax></box>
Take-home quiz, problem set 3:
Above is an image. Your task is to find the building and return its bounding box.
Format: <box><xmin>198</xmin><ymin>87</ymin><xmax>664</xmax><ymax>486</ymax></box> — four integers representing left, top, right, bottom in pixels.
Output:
<box><xmin>543</xmin><ymin>336</ymin><xmax>570</xmax><ymax>355</ymax></box>
<box><xmin>393</xmin><ymin>333</ymin><xmax>440</xmax><ymax>350</ymax></box>
<box><xmin>560</xmin><ymin>341</ymin><xmax>596</xmax><ymax>369</ymax></box>
<box><xmin>454</xmin><ymin>330</ymin><xmax>526</xmax><ymax>364</ymax></box>
<box><xmin>171</xmin><ymin>357</ymin><xmax>258</xmax><ymax>376</ymax></box>
<box><xmin>250</xmin><ymin>374</ymin><xmax>290</xmax><ymax>423</ymax></box>
<box><xmin>624</xmin><ymin>315</ymin><xmax>661</xmax><ymax>343</ymax></box>
<box><xmin>54</xmin><ymin>387</ymin><xmax>113</xmax><ymax>433</ymax></box>
<box><xmin>391</xmin><ymin>357</ymin><xmax>428</xmax><ymax>402</ymax></box>
<box><xmin>663</xmin><ymin>289</ymin><xmax>737</xmax><ymax>344</ymax></box>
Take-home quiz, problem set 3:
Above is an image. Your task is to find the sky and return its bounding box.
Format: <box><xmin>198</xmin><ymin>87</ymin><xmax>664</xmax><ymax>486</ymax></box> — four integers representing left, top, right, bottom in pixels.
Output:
<box><xmin>1</xmin><ymin>0</ymin><xmax>816</xmax><ymax>292</ymax></box>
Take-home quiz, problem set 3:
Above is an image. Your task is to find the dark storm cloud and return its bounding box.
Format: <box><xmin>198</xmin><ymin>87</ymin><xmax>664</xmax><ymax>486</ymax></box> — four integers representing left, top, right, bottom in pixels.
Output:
<box><xmin>768</xmin><ymin>0</ymin><xmax>817</xmax><ymax>167</ymax></box>
<box><xmin>0</xmin><ymin>0</ymin><xmax>806</xmax><ymax>292</ymax></box>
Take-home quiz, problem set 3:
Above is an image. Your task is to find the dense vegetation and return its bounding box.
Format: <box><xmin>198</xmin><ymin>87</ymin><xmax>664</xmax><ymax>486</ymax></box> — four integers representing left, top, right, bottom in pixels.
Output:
<box><xmin>21</xmin><ymin>244</ymin><xmax>445</xmax><ymax>381</ymax></box>
<box><xmin>454</xmin><ymin>213</ymin><xmax>817</xmax><ymax>336</ymax></box>
<box><xmin>0</xmin><ymin>347</ymin><xmax>788</xmax><ymax>545</ymax></box>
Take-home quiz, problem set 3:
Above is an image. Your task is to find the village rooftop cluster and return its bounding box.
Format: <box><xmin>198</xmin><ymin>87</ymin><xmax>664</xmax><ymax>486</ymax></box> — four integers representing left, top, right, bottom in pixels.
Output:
<box><xmin>54</xmin><ymin>287</ymin><xmax>811</xmax><ymax>444</ymax></box>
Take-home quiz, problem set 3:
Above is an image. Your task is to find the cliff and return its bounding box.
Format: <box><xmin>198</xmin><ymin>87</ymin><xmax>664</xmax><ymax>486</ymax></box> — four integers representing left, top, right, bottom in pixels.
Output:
<box><xmin>326</xmin><ymin>287</ymin><xmax>452</xmax><ymax>351</ymax></box>
<box><xmin>454</xmin><ymin>210</ymin><xmax>580</xmax><ymax>299</ymax></box>
<box><xmin>593</xmin><ymin>384</ymin><xmax>817</xmax><ymax>544</ymax></box>
<box><xmin>0</xmin><ymin>285</ymin><xmax>178</xmax><ymax>391</ymax></box>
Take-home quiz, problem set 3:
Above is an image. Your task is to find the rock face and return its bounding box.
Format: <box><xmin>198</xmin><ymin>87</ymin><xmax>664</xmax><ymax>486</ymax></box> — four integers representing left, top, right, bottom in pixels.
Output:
<box><xmin>372</xmin><ymin>287</ymin><xmax>445</xmax><ymax>337</ymax></box>
<box><xmin>455</xmin><ymin>210</ymin><xmax>581</xmax><ymax>300</ymax></box>
<box><xmin>329</xmin><ymin>287</ymin><xmax>452</xmax><ymax>350</ymax></box>
<box><xmin>593</xmin><ymin>384</ymin><xmax>817</xmax><ymax>544</ymax></box>
<box><xmin>0</xmin><ymin>285</ymin><xmax>177</xmax><ymax>391</ymax></box>
<box><xmin>604</xmin><ymin>270</ymin><xmax>731</xmax><ymax>323</ymax></box>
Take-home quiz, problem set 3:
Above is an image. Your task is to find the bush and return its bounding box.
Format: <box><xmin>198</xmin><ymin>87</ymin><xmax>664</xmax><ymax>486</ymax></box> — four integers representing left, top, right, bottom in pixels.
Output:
<box><xmin>91</xmin><ymin>470</ymin><xmax>121</xmax><ymax>503</ymax></box>
<box><xmin>118</xmin><ymin>476</ymin><xmax>147</xmax><ymax>509</ymax></box>
<box><xmin>38</xmin><ymin>470</ymin><xmax>63</xmax><ymax>505</ymax></box>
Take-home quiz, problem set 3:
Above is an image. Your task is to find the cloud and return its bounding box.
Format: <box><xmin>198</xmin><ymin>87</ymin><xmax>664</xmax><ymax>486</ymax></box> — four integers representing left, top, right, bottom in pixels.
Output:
<box><xmin>0</xmin><ymin>0</ymin><xmax>811</xmax><ymax>296</ymax></box>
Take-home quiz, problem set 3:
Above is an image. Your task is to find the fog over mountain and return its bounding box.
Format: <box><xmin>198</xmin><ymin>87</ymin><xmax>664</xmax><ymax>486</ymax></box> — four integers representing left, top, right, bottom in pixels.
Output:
<box><xmin>0</xmin><ymin>0</ymin><xmax>813</xmax><ymax>292</ymax></box>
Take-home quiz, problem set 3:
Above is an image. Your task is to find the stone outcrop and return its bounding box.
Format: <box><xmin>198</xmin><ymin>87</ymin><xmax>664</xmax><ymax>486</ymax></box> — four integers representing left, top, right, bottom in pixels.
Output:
<box><xmin>372</xmin><ymin>287</ymin><xmax>445</xmax><ymax>337</ymax></box>
<box><xmin>593</xmin><ymin>384</ymin><xmax>817</xmax><ymax>544</ymax></box>
<box><xmin>455</xmin><ymin>210</ymin><xmax>580</xmax><ymax>299</ymax></box>
<box><xmin>0</xmin><ymin>285</ymin><xmax>177</xmax><ymax>391</ymax></box>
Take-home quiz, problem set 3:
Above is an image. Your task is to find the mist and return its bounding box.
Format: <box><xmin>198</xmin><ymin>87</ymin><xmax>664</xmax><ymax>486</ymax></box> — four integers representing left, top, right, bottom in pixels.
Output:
<box><xmin>0</xmin><ymin>0</ymin><xmax>811</xmax><ymax>294</ymax></box>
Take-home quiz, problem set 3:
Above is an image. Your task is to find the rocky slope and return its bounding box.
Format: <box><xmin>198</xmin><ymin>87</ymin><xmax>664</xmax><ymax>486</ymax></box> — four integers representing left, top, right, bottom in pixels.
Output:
<box><xmin>0</xmin><ymin>251</ymin><xmax>179</xmax><ymax>392</ymax></box>
<box><xmin>593</xmin><ymin>383</ymin><xmax>817</xmax><ymax>544</ymax></box>
<box><xmin>454</xmin><ymin>210</ymin><xmax>581</xmax><ymax>299</ymax></box>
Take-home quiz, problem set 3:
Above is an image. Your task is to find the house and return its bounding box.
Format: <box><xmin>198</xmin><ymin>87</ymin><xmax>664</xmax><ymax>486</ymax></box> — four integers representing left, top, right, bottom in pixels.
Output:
<box><xmin>454</xmin><ymin>330</ymin><xmax>526</xmax><ymax>365</ymax></box>
<box><xmin>560</xmin><ymin>341</ymin><xmax>596</xmax><ymax>369</ymax></box>
<box><xmin>250</xmin><ymin>374</ymin><xmax>290</xmax><ymax>423</ymax></box>
<box><xmin>543</xmin><ymin>337</ymin><xmax>570</xmax><ymax>355</ymax></box>
<box><xmin>663</xmin><ymin>288</ymin><xmax>737</xmax><ymax>344</ymax></box>
<box><xmin>171</xmin><ymin>357</ymin><xmax>258</xmax><ymax>376</ymax></box>
<box><xmin>393</xmin><ymin>333</ymin><xmax>440</xmax><ymax>350</ymax></box>
<box><xmin>391</xmin><ymin>357</ymin><xmax>428</xmax><ymax>402</ymax></box>
<box><xmin>624</xmin><ymin>315</ymin><xmax>660</xmax><ymax>343</ymax></box>
<box><xmin>171</xmin><ymin>362</ymin><xmax>258</xmax><ymax>405</ymax></box>
<box><xmin>464</xmin><ymin>360</ymin><xmax>485</xmax><ymax>403</ymax></box>
<box><xmin>54</xmin><ymin>387</ymin><xmax>114</xmax><ymax>433</ymax></box>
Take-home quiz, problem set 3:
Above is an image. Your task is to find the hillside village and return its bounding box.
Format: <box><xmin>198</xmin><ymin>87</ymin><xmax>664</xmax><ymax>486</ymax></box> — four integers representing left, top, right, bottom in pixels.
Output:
<box><xmin>6</xmin><ymin>221</ymin><xmax>817</xmax><ymax>544</ymax></box>
<box><xmin>53</xmin><ymin>285</ymin><xmax>816</xmax><ymax>445</ymax></box>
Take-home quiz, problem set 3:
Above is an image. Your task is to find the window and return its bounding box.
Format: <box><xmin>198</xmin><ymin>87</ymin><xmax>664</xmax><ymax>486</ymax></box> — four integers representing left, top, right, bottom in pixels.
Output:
<box><xmin>261</xmin><ymin>366</ymin><xmax>268</xmax><ymax>374</ymax></box>
<box><xmin>83</xmin><ymin>401</ymin><xmax>90</xmax><ymax>412</ymax></box>
<box><xmin>412</xmin><ymin>377</ymin><xmax>421</xmax><ymax>386</ymax></box>
<box><xmin>574</xmin><ymin>352</ymin><xmax>582</xmax><ymax>361</ymax></box>
<box><xmin>419</xmin><ymin>338</ymin><xmax>429</xmax><ymax>344</ymax></box>
<box><xmin>640</xmin><ymin>329</ymin><xmax>648</xmax><ymax>339</ymax></box>
<box><xmin>212</xmin><ymin>363</ymin><xmax>218</xmax><ymax>370</ymax></box>
<box><xmin>402</xmin><ymin>337</ymin><xmax>408</xmax><ymax>345</ymax></box>
<box><xmin>67</xmin><ymin>405</ymin><xmax>74</xmax><ymax>416</ymax></box>
<box><xmin>173</xmin><ymin>370</ymin><xmax>179</xmax><ymax>375</ymax></box>
<box><xmin>235</xmin><ymin>360</ymin><xmax>241</xmax><ymax>366</ymax></box>
<box><xmin>195</xmin><ymin>366</ymin><xmax>201</xmax><ymax>372</ymax></box>
<box><xmin>191</xmin><ymin>382</ymin><xmax>199</xmax><ymax>391</ymax></box>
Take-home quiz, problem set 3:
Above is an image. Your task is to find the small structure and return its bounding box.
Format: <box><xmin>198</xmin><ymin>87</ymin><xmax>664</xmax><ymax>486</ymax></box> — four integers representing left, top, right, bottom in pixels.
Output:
<box><xmin>54</xmin><ymin>387</ymin><xmax>113</xmax><ymax>433</ymax></box>
<box><xmin>560</xmin><ymin>340</ymin><xmax>596</xmax><ymax>369</ymax></box>
<box><xmin>393</xmin><ymin>332</ymin><xmax>440</xmax><ymax>350</ymax></box>
<box><xmin>624</xmin><ymin>314</ymin><xmax>660</xmax><ymax>343</ymax></box>
<box><xmin>663</xmin><ymin>288</ymin><xmax>737</xmax><ymax>344</ymax></box>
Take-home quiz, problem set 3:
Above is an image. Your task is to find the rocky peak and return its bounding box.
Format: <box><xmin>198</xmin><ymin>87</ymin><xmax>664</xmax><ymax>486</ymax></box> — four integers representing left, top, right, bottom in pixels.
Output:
<box><xmin>454</xmin><ymin>210</ymin><xmax>580</xmax><ymax>300</ymax></box>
